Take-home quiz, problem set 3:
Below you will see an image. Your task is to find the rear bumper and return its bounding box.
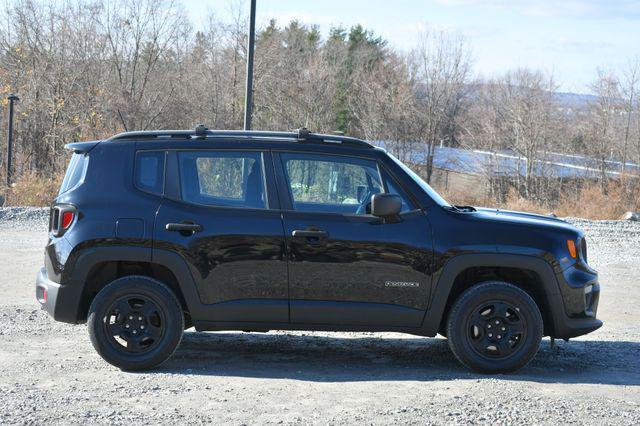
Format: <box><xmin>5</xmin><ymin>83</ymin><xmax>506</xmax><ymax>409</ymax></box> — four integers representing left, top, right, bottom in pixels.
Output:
<box><xmin>35</xmin><ymin>267</ymin><xmax>82</xmax><ymax>324</ymax></box>
<box><xmin>36</xmin><ymin>267</ymin><xmax>59</xmax><ymax>318</ymax></box>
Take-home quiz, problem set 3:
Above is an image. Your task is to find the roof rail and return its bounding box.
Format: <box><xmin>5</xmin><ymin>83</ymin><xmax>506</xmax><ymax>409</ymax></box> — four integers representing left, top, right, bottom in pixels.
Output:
<box><xmin>107</xmin><ymin>125</ymin><xmax>372</xmax><ymax>148</ymax></box>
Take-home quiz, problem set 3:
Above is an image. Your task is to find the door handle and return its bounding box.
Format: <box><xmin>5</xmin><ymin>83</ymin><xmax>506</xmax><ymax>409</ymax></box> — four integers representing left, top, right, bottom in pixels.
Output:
<box><xmin>166</xmin><ymin>222</ymin><xmax>202</xmax><ymax>233</ymax></box>
<box><xmin>291</xmin><ymin>230</ymin><xmax>329</xmax><ymax>238</ymax></box>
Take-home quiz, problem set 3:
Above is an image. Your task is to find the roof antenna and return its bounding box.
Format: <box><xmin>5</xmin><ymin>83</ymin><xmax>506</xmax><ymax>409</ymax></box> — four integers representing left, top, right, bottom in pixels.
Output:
<box><xmin>117</xmin><ymin>109</ymin><xmax>128</xmax><ymax>132</ymax></box>
<box><xmin>195</xmin><ymin>124</ymin><xmax>208</xmax><ymax>138</ymax></box>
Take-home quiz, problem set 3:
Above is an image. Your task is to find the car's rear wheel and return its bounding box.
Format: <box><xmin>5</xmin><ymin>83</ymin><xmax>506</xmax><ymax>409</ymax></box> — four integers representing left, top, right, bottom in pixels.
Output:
<box><xmin>446</xmin><ymin>281</ymin><xmax>543</xmax><ymax>374</ymax></box>
<box><xmin>87</xmin><ymin>276</ymin><xmax>184</xmax><ymax>370</ymax></box>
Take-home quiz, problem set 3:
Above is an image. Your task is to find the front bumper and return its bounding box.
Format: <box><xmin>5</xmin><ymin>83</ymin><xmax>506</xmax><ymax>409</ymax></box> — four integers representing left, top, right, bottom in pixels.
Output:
<box><xmin>554</xmin><ymin>315</ymin><xmax>603</xmax><ymax>339</ymax></box>
<box><xmin>35</xmin><ymin>267</ymin><xmax>82</xmax><ymax>324</ymax></box>
<box><xmin>552</xmin><ymin>262</ymin><xmax>602</xmax><ymax>339</ymax></box>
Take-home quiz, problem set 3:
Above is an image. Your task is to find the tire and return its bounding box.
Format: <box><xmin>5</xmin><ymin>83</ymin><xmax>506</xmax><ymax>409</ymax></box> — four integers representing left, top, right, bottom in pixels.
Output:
<box><xmin>446</xmin><ymin>281</ymin><xmax>543</xmax><ymax>374</ymax></box>
<box><xmin>87</xmin><ymin>276</ymin><xmax>185</xmax><ymax>371</ymax></box>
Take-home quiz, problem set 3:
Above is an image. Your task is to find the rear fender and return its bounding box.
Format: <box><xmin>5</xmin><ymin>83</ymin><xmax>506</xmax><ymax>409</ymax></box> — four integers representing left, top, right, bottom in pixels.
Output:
<box><xmin>64</xmin><ymin>246</ymin><xmax>201</xmax><ymax>323</ymax></box>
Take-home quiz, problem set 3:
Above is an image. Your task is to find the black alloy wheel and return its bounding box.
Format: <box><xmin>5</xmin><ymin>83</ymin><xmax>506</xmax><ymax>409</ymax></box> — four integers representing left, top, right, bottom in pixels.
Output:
<box><xmin>103</xmin><ymin>294</ymin><xmax>166</xmax><ymax>353</ymax></box>
<box><xmin>88</xmin><ymin>276</ymin><xmax>184</xmax><ymax>370</ymax></box>
<box><xmin>466</xmin><ymin>300</ymin><xmax>526</xmax><ymax>359</ymax></box>
<box><xmin>446</xmin><ymin>281</ymin><xmax>543</xmax><ymax>374</ymax></box>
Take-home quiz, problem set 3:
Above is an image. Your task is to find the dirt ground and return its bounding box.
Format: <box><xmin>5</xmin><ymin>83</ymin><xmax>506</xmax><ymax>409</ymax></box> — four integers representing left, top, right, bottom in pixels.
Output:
<box><xmin>1</xmin><ymin>219</ymin><xmax>639</xmax><ymax>425</ymax></box>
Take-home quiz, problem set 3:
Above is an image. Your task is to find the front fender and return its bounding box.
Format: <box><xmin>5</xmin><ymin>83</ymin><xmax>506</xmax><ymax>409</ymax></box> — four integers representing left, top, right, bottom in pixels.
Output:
<box><xmin>420</xmin><ymin>253</ymin><xmax>563</xmax><ymax>336</ymax></box>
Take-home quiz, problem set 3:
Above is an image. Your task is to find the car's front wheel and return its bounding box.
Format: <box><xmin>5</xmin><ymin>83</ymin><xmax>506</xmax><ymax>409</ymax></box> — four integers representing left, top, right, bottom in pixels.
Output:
<box><xmin>446</xmin><ymin>281</ymin><xmax>543</xmax><ymax>374</ymax></box>
<box><xmin>87</xmin><ymin>276</ymin><xmax>184</xmax><ymax>370</ymax></box>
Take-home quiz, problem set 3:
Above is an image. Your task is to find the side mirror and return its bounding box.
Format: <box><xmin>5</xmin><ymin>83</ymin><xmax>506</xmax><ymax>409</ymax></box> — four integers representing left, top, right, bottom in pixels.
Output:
<box><xmin>371</xmin><ymin>193</ymin><xmax>402</xmax><ymax>218</ymax></box>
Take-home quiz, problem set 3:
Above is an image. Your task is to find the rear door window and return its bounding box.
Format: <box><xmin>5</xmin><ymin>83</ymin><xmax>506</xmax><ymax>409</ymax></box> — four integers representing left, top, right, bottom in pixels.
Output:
<box><xmin>178</xmin><ymin>151</ymin><xmax>266</xmax><ymax>209</ymax></box>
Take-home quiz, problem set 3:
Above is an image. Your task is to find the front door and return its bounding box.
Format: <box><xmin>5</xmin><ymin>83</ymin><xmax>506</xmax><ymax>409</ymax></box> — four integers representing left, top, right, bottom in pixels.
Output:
<box><xmin>275</xmin><ymin>151</ymin><xmax>434</xmax><ymax>327</ymax></box>
<box><xmin>153</xmin><ymin>149</ymin><xmax>288</xmax><ymax>323</ymax></box>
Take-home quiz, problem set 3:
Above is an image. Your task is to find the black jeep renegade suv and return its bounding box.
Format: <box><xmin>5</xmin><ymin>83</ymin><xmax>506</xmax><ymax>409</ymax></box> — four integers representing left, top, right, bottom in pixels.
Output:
<box><xmin>36</xmin><ymin>127</ymin><xmax>602</xmax><ymax>373</ymax></box>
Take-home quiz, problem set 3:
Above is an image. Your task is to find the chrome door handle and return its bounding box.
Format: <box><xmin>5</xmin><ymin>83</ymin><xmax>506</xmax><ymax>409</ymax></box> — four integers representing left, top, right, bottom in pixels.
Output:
<box><xmin>291</xmin><ymin>230</ymin><xmax>328</xmax><ymax>238</ymax></box>
<box><xmin>166</xmin><ymin>223</ymin><xmax>202</xmax><ymax>232</ymax></box>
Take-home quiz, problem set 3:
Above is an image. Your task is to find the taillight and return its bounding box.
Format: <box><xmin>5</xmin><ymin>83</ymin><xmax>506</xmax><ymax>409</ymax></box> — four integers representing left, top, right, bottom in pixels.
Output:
<box><xmin>61</xmin><ymin>211</ymin><xmax>75</xmax><ymax>229</ymax></box>
<box><xmin>50</xmin><ymin>205</ymin><xmax>77</xmax><ymax>236</ymax></box>
<box><xmin>37</xmin><ymin>286</ymin><xmax>47</xmax><ymax>303</ymax></box>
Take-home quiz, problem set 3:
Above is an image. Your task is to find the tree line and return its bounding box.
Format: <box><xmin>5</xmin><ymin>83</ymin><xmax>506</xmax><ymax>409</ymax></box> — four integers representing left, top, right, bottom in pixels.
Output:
<box><xmin>0</xmin><ymin>0</ymin><xmax>639</xmax><ymax>211</ymax></box>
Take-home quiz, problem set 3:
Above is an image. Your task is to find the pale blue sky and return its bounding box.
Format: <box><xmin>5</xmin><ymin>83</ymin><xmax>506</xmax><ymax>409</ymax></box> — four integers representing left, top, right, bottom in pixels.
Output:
<box><xmin>185</xmin><ymin>0</ymin><xmax>640</xmax><ymax>93</ymax></box>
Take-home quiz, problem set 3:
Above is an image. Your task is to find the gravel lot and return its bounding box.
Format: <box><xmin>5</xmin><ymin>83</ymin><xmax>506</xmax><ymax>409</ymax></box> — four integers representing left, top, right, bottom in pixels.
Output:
<box><xmin>1</xmin><ymin>207</ymin><xmax>639</xmax><ymax>425</ymax></box>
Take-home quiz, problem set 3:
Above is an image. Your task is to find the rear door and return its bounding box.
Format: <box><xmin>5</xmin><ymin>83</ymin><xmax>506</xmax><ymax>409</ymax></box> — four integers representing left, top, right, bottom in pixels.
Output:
<box><xmin>274</xmin><ymin>151</ymin><xmax>434</xmax><ymax>327</ymax></box>
<box><xmin>153</xmin><ymin>148</ymin><xmax>288</xmax><ymax>323</ymax></box>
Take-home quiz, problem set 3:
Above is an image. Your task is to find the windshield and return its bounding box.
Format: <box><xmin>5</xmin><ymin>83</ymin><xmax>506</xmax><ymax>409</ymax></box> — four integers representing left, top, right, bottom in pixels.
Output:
<box><xmin>387</xmin><ymin>152</ymin><xmax>451</xmax><ymax>207</ymax></box>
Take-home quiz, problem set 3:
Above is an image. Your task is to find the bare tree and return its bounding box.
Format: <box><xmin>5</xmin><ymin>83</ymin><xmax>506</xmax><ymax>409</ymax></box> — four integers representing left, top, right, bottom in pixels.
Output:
<box><xmin>411</xmin><ymin>29</ymin><xmax>471</xmax><ymax>182</ymax></box>
<box><xmin>498</xmin><ymin>70</ymin><xmax>558</xmax><ymax>199</ymax></box>
<box><xmin>620</xmin><ymin>58</ymin><xmax>639</xmax><ymax>180</ymax></box>
<box><xmin>96</xmin><ymin>0</ymin><xmax>190</xmax><ymax>131</ymax></box>
<box><xmin>350</xmin><ymin>53</ymin><xmax>418</xmax><ymax>160</ymax></box>
<box><xmin>460</xmin><ymin>70</ymin><xmax>561</xmax><ymax>202</ymax></box>
<box><xmin>253</xmin><ymin>20</ymin><xmax>336</xmax><ymax>131</ymax></box>
<box><xmin>588</xmin><ymin>70</ymin><xmax>622</xmax><ymax>193</ymax></box>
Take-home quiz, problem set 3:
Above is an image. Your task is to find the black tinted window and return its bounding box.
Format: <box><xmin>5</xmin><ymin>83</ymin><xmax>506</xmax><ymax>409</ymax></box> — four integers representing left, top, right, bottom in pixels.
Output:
<box><xmin>384</xmin><ymin>175</ymin><xmax>415</xmax><ymax>213</ymax></box>
<box><xmin>59</xmin><ymin>153</ymin><xmax>88</xmax><ymax>195</ymax></box>
<box><xmin>178</xmin><ymin>151</ymin><xmax>265</xmax><ymax>209</ymax></box>
<box><xmin>282</xmin><ymin>153</ymin><xmax>383</xmax><ymax>215</ymax></box>
<box><xmin>135</xmin><ymin>151</ymin><xmax>165</xmax><ymax>195</ymax></box>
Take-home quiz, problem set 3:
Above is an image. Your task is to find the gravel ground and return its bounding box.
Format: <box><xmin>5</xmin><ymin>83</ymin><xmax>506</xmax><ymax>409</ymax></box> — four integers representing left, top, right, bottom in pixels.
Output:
<box><xmin>1</xmin><ymin>208</ymin><xmax>639</xmax><ymax>424</ymax></box>
<box><xmin>0</xmin><ymin>207</ymin><xmax>49</xmax><ymax>228</ymax></box>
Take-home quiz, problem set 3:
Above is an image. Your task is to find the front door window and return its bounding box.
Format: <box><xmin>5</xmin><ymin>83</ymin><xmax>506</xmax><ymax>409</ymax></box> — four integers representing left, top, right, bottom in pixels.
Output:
<box><xmin>281</xmin><ymin>153</ymin><xmax>383</xmax><ymax>215</ymax></box>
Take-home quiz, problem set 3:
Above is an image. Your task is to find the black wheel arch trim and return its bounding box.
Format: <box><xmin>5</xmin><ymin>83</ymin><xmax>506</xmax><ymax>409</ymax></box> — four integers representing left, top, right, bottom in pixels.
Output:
<box><xmin>420</xmin><ymin>253</ymin><xmax>589</xmax><ymax>339</ymax></box>
<box><xmin>55</xmin><ymin>246</ymin><xmax>152</xmax><ymax>323</ymax></box>
<box><xmin>63</xmin><ymin>246</ymin><xmax>203</xmax><ymax>323</ymax></box>
<box><xmin>151</xmin><ymin>248</ymin><xmax>206</xmax><ymax>319</ymax></box>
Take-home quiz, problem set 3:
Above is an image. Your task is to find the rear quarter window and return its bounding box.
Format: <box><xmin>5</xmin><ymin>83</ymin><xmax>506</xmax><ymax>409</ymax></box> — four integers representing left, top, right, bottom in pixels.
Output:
<box><xmin>59</xmin><ymin>153</ymin><xmax>88</xmax><ymax>195</ymax></box>
<box><xmin>135</xmin><ymin>151</ymin><xmax>166</xmax><ymax>195</ymax></box>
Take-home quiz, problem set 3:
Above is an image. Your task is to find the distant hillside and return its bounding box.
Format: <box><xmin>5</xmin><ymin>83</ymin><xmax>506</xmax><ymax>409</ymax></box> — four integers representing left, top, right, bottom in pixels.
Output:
<box><xmin>554</xmin><ymin>92</ymin><xmax>597</xmax><ymax>109</ymax></box>
<box><xmin>461</xmin><ymin>84</ymin><xmax>597</xmax><ymax>109</ymax></box>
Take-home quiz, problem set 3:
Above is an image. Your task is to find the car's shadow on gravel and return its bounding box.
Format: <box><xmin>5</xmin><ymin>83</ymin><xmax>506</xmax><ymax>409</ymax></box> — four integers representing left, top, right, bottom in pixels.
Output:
<box><xmin>158</xmin><ymin>331</ymin><xmax>640</xmax><ymax>385</ymax></box>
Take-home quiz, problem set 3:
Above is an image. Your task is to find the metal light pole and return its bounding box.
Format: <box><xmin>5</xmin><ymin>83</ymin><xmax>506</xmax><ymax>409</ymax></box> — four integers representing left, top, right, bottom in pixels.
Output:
<box><xmin>243</xmin><ymin>0</ymin><xmax>256</xmax><ymax>130</ymax></box>
<box><xmin>6</xmin><ymin>94</ymin><xmax>19</xmax><ymax>187</ymax></box>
